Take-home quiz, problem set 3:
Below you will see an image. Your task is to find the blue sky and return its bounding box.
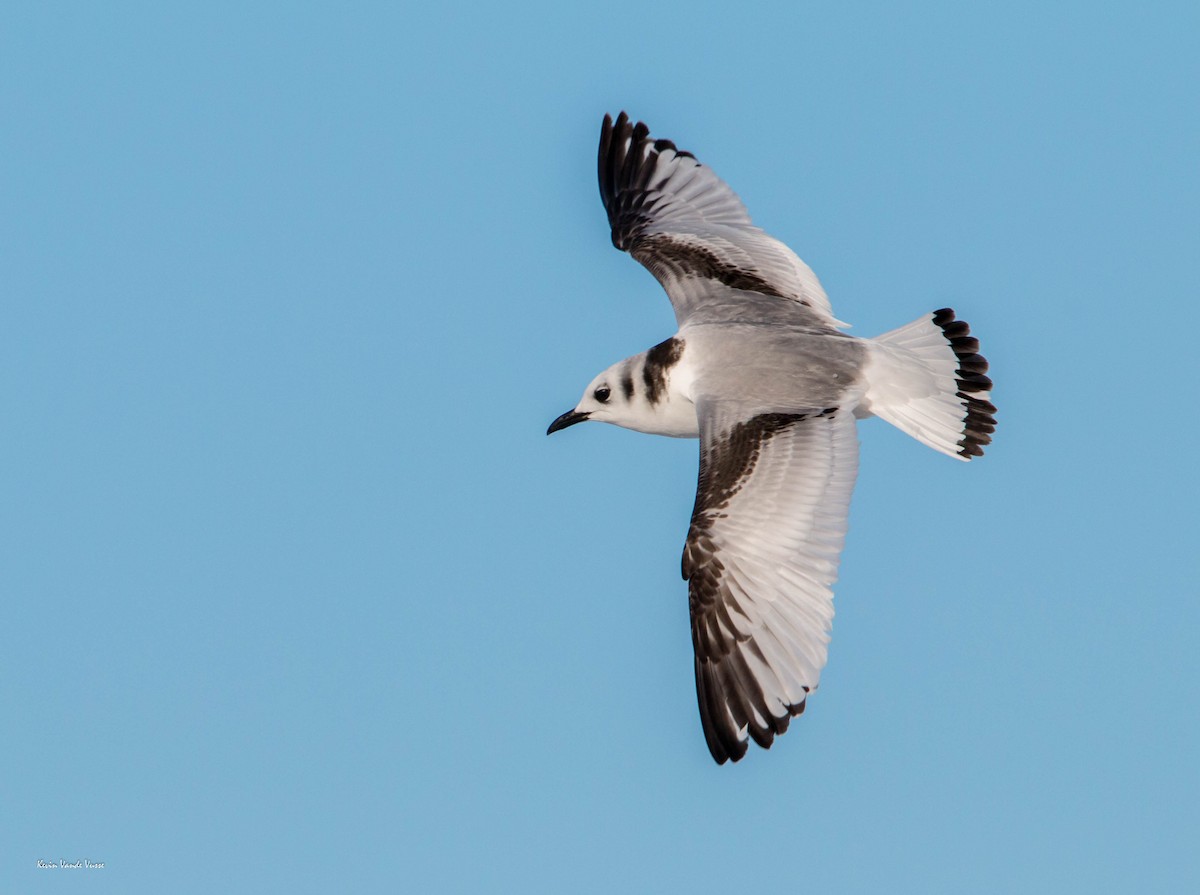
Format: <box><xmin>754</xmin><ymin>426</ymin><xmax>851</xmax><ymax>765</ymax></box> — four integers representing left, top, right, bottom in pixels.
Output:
<box><xmin>3</xmin><ymin>1</ymin><xmax>1197</xmax><ymax>892</ymax></box>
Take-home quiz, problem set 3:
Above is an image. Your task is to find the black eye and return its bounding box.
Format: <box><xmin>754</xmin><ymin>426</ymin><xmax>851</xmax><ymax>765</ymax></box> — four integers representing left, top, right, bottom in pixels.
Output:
<box><xmin>593</xmin><ymin>385</ymin><xmax>611</xmax><ymax>404</ymax></box>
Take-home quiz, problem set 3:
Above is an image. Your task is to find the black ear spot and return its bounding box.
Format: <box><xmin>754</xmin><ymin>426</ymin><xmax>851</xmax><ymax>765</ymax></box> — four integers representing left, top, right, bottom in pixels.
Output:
<box><xmin>593</xmin><ymin>385</ymin><xmax>611</xmax><ymax>404</ymax></box>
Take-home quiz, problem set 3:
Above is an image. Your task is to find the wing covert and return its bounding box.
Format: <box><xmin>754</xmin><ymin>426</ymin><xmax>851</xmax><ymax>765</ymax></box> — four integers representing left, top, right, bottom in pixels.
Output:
<box><xmin>598</xmin><ymin>112</ymin><xmax>839</xmax><ymax>326</ymax></box>
<box><xmin>684</xmin><ymin>402</ymin><xmax>860</xmax><ymax>763</ymax></box>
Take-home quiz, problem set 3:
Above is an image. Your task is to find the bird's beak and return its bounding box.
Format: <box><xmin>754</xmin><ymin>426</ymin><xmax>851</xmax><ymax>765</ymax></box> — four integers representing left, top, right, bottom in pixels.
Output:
<box><xmin>546</xmin><ymin>409</ymin><xmax>591</xmax><ymax>435</ymax></box>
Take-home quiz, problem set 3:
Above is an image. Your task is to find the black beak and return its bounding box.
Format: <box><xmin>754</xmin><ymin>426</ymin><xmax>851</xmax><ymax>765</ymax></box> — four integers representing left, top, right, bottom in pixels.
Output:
<box><xmin>546</xmin><ymin>409</ymin><xmax>591</xmax><ymax>435</ymax></box>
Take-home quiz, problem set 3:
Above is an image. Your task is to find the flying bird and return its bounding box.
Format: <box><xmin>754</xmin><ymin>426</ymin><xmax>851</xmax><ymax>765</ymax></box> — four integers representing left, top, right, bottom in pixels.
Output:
<box><xmin>548</xmin><ymin>112</ymin><xmax>995</xmax><ymax>764</ymax></box>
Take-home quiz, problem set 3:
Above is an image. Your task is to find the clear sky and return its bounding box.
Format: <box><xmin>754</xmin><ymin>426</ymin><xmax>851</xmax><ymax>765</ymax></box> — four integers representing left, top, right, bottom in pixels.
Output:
<box><xmin>3</xmin><ymin>1</ymin><xmax>1197</xmax><ymax>892</ymax></box>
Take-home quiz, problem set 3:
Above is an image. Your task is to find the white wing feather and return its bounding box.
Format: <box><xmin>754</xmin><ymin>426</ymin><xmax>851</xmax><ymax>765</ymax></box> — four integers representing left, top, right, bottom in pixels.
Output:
<box><xmin>685</xmin><ymin>404</ymin><xmax>859</xmax><ymax>763</ymax></box>
<box><xmin>599</xmin><ymin>113</ymin><xmax>841</xmax><ymax>327</ymax></box>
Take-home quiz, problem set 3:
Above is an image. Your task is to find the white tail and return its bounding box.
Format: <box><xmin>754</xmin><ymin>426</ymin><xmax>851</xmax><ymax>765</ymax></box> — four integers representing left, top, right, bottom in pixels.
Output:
<box><xmin>858</xmin><ymin>308</ymin><xmax>996</xmax><ymax>460</ymax></box>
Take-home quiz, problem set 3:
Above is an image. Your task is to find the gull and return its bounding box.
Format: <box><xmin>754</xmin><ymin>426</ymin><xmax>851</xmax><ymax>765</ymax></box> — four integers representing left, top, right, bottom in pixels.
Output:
<box><xmin>547</xmin><ymin>112</ymin><xmax>995</xmax><ymax>764</ymax></box>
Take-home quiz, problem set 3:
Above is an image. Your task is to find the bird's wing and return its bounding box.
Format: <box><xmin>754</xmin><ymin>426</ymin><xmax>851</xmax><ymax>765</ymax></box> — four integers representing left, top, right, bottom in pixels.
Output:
<box><xmin>684</xmin><ymin>399</ymin><xmax>859</xmax><ymax>763</ymax></box>
<box><xmin>598</xmin><ymin>112</ymin><xmax>840</xmax><ymax>327</ymax></box>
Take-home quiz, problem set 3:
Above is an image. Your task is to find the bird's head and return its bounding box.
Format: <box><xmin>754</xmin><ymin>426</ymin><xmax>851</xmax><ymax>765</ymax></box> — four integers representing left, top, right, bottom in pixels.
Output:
<box><xmin>546</xmin><ymin>361</ymin><xmax>634</xmax><ymax>434</ymax></box>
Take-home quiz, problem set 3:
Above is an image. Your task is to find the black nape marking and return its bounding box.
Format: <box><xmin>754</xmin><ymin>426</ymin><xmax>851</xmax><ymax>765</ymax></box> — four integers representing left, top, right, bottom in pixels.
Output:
<box><xmin>932</xmin><ymin>308</ymin><xmax>996</xmax><ymax>458</ymax></box>
<box><xmin>642</xmin><ymin>337</ymin><xmax>685</xmax><ymax>405</ymax></box>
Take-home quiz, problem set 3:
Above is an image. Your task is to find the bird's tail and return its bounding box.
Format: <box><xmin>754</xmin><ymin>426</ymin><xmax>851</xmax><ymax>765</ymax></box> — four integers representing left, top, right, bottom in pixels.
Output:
<box><xmin>858</xmin><ymin>308</ymin><xmax>996</xmax><ymax>460</ymax></box>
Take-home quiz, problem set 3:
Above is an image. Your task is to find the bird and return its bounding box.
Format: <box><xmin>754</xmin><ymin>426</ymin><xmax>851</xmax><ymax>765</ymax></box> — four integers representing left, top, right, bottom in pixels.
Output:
<box><xmin>547</xmin><ymin>112</ymin><xmax>995</xmax><ymax>764</ymax></box>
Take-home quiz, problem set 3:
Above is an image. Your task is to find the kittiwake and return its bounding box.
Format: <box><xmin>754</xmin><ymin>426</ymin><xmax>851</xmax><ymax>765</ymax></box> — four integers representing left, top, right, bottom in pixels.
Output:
<box><xmin>548</xmin><ymin>112</ymin><xmax>996</xmax><ymax>764</ymax></box>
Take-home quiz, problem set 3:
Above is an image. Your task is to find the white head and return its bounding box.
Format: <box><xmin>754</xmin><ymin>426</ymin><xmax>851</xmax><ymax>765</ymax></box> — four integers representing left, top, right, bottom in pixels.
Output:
<box><xmin>547</xmin><ymin>361</ymin><xmax>638</xmax><ymax>433</ymax></box>
<box><xmin>547</xmin><ymin>338</ymin><xmax>698</xmax><ymax>438</ymax></box>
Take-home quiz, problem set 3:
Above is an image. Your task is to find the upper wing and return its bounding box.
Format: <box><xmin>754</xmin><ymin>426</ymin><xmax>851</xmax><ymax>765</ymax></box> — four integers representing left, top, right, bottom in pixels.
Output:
<box><xmin>684</xmin><ymin>401</ymin><xmax>859</xmax><ymax>763</ymax></box>
<box><xmin>598</xmin><ymin>112</ymin><xmax>840</xmax><ymax>326</ymax></box>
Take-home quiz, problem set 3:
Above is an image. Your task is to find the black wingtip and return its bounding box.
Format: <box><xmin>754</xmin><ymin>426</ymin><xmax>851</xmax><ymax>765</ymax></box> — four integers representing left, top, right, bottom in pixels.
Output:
<box><xmin>598</xmin><ymin>111</ymin><xmax>695</xmax><ymax>252</ymax></box>
<box><xmin>598</xmin><ymin>112</ymin><xmax>636</xmax><ymax>247</ymax></box>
